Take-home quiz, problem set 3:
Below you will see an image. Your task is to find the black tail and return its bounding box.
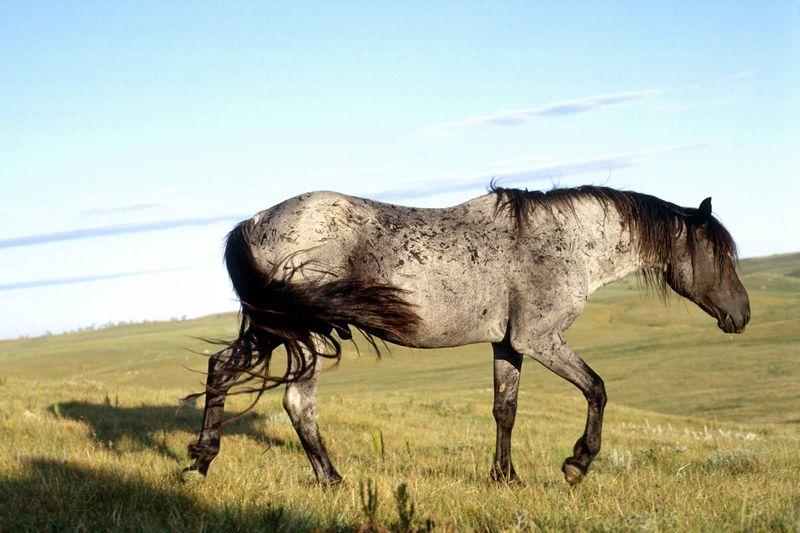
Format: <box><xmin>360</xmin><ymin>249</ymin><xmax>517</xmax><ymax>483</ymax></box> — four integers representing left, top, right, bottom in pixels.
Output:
<box><xmin>214</xmin><ymin>219</ymin><xmax>421</xmax><ymax>397</ymax></box>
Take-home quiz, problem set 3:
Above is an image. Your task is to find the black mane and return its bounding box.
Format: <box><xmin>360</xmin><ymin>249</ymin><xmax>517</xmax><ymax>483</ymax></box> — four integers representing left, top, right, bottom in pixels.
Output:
<box><xmin>490</xmin><ymin>183</ymin><xmax>738</xmax><ymax>289</ymax></box>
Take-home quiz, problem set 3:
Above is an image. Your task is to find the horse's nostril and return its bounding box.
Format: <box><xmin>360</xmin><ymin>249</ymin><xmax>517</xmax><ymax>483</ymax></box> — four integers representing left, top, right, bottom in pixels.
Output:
<box><xmin>720</xmin><ymin>315</ymin><xmax>736</xmax><ymax>332</ymax></box>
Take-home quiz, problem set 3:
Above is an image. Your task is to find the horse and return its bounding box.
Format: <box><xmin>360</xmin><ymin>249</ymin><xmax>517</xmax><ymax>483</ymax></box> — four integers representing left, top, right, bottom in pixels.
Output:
<box><xmin>183</xmin><ymin>184</ymin><xmax>750</xmax><ymax>486</ymax></box>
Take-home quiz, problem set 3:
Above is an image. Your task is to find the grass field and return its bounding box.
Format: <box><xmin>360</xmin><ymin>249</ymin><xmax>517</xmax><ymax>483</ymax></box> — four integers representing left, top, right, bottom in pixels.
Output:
<box><xmin>1</xmin><ymin>253</ymin><xmax>798</xmax><ymax>531</ymax></box>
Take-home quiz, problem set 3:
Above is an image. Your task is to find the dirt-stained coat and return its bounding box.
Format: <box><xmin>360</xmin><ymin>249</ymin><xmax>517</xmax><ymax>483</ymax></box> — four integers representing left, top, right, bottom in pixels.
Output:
<box><xmin>245</xmin><ymin>190</ymin><xmax>643</xmax><ymax>348</ymax></box>
<box><xmin>184</xmin><ymin>186</ymin><xmax>750</xmax><ymax>487</ymax></box>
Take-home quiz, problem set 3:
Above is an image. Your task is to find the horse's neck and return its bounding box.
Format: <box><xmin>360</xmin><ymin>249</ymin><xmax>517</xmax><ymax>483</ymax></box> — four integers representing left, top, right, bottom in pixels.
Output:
<box><xmin>573</xmin><ymin>201</ymin><xmax>649</xmax><ymax>295</ymax></box>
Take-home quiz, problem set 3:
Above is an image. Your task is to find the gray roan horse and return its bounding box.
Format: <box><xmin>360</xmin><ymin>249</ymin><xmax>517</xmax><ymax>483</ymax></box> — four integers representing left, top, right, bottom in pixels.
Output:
<box><xmin>183</xmin><ymin>184</ymin><xmax>750</xmax><ymax>485</ymax></box>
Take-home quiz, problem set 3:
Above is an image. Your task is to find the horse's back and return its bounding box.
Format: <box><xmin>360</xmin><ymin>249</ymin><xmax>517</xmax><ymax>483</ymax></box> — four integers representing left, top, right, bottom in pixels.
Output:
<box><xmin>246</xmin><ymin>190</ymin><xmax>500</xmax><ymax>265</ymax></box>
<box><xmin>239</xmin><ymin>191</ymin><xmax>514</xmax><ymax>346</ymax></box>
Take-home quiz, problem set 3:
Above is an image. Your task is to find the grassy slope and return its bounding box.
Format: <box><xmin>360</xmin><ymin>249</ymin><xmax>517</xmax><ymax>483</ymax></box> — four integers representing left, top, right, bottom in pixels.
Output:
<box><xmin>0</xmin><ymin>253</ymin><xmax>798</xmax><ymax>531</ymax></box>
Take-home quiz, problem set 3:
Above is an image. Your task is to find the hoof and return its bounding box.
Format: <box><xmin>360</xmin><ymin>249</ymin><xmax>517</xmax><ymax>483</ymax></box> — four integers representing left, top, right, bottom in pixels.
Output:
<box><xmin>316</xmin><ymin>469</ymin><xmax>344</xmax><ymax>487</ymax></box>
<box><xmin>562</xmin><ymin>462</ymin><xmax>585</xmax><ymax>486</ymax></box>
<box><xmin>320</xmin><ymin>474</ymin><xmax>344</xmax><ymax>487</ymax></box>
<box><xmin>490</xmin><ymin>471</ymin><xmax>523</xmax><ymax>485</ymax></box>
<box><xmin>500</xmin><ymin>476</ymin><xmax>525</xmax><ymax>487</ymax></box>
<box><xmin>180</xmin><ymin>468</ymin><xmax>206</xmax><ymax>485</ymax></box>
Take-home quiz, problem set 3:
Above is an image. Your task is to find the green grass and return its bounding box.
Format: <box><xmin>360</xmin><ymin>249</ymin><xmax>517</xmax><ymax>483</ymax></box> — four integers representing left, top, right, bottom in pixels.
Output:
<box><xmin>1</xmin><ymin>253</ymin><xmax>798</xmax><ymax>531</ymax></box>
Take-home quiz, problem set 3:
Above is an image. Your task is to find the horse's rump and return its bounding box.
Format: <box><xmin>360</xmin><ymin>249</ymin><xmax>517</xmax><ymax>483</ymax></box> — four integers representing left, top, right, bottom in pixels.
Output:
<box><xmin>220</xmin><ymin>220</ymin><xmax>421</xmax><ymax>392</ymax></box>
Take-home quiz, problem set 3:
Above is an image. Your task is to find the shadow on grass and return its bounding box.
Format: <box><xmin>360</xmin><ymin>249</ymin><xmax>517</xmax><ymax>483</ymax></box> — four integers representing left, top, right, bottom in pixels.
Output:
<box><xmin>0</xmin><ymin>457</ymin><xmax>333</xmax><ymax>531</ymax></box>
<box><xmin>51</xmin><ymin>401</ymin><xmax>285</xmax><ymax>460</ymax></box>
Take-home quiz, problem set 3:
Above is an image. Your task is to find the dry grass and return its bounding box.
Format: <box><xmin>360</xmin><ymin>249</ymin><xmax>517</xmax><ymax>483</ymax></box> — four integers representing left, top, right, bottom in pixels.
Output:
<box><xmin>1</xmin><ymin>379</ymin><xmax>798</xmax><ymax>531</ymax></box>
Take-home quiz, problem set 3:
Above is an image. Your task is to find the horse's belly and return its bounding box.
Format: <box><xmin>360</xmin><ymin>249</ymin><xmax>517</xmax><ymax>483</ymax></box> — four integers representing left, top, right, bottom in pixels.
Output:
<box><xmin>390</xmin><ymin>272</ymin><xmax>509</xmax><ymax>348</ymax></box>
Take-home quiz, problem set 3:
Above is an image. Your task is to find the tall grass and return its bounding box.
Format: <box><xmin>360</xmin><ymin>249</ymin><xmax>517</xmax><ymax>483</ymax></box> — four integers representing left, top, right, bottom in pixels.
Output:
<box><xmin>1</xmin><ymin>376</ymin><xmax>798</xmax><ymax>531</ymax></box>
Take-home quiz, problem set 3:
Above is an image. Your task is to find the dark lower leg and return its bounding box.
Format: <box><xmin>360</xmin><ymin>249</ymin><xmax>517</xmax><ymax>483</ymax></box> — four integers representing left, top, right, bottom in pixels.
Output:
<box><xmin>522</xmin><ymin>332</ymin><xmax>606</xmax><ymax>485</ymax></box>
<box><xmin>186</xmin><ymin>348</ymin><xmax>235</xmax><ymax>475</ymax></box>
<box><xmin>563</xmin><ymin>375</ymin><xmax>606</xmax><ymax>481</ymax></box>
<box><xmin>490</xmin><ymin>340</ymin><xmax>523</xmax><ymax>483</ymax></box>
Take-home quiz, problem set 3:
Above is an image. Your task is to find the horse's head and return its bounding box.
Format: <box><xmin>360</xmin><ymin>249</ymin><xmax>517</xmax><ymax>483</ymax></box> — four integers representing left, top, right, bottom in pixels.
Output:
<box><xmin>666</xmin><ymin>198</ymin><xmax>750</xmax><ymax>334</ymax></box>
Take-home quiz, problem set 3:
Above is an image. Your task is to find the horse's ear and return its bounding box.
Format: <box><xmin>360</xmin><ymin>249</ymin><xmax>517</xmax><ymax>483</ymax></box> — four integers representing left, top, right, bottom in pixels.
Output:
<box><xmin>692</xmin><ymin>197</ymin><xmax>712</xmax><ymax>224</ymax></box>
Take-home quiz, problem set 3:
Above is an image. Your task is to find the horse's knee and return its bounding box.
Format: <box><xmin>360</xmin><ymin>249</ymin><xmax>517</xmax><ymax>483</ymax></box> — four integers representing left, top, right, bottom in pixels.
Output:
<box><xmin>581</xmin><ymin>374</ymin><xmax>606</xmax><ymax>408</ymax></box>
<box><xmin>492</xmin><ymin>397</ymin><xmax>516</xmax><ymax>416</ymax></box>
<box><xmin>597</xmin><ymin>381</ymin><xmax>607</xmax><ymax>409</ymax></box>
<box><xmin>492</xmin><ymin>397</ymin><xmax>517</xmax><ymax>428</ymax></box>
<box><xmin>589</xmin><ymin>376</ymin><xmax>606</xmax><ymax>409</ymax></box>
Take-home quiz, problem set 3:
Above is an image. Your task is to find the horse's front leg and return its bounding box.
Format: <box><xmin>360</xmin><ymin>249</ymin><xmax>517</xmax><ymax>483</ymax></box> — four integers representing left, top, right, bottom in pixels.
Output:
<box><xmin>518</xmin><ymin>331</ymin><xmax>606</xmax><ymax>485</ymax></box>
<box><xmin>283</xmin><ymin>337</ymin><xmax>342</xmax><ymax>485</ymax></box>
<box><xmin>490</xmin><ymin>338</ymin><xmax>524</xmax><ymax>483</ymax></box>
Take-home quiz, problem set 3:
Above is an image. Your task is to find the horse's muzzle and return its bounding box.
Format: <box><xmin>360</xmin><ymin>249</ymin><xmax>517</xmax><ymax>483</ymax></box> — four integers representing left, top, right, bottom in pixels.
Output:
<box><xmin>717</xmin><ymin>310</ymin><xmax>749</xmax><ymax>334</ymax></box>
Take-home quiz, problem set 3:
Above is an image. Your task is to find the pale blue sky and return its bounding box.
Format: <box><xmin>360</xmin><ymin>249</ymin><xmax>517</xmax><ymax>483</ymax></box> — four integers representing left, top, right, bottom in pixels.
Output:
<box><xmin>1</xmin><ymin>1</ymin><xmax>797</xmax><ymax>338</ymax></box>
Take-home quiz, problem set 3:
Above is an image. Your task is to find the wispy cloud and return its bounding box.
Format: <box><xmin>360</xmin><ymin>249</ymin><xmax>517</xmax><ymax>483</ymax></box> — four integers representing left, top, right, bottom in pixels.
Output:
<box><xmin>374</xmin><ymin>142</ymin><xmax>710</xmax><ymax>202</ymax></box>
<box><xmin>0</xmin><ymin>215</ymin><xmax>245</xmax><ymax>250</ymax></box>
<box><xmin>0</xmin><ymin>142</ymin><xmax>711</xmax><ymax>249</ymax></box>
<box><xmin>423</xmin><ymin>73</ymin><xmax>748</xmax><ymax>137</ymax></box>
<box><xmin>424</xmin><ymin>90</ymin><xmax>658</xmax><ymax>136</ymax></box>
<box><xmin>0</xmin><ymin>267</ymin><xmax>187</xmax><ymax>292</ymax></box>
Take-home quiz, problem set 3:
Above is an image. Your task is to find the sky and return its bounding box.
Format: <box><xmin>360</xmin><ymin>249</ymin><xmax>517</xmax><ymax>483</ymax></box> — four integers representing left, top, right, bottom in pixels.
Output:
<box><xmin>1</xmin><ymin>1</ymin><xmax>798</xmax><ymax>339</ymax></box>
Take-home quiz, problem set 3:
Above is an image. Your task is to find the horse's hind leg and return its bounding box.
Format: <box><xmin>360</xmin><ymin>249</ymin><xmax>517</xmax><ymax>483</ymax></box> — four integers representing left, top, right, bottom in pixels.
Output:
<box><xmin>184</xmin><ymin>347</ymin><xmax>240</xmax><ymax>477</ymax></box>
<box><xmin>515</xmin><ymin>331</ymin><xmax>606</xmax><ymax>485</ymax></box>
<box><xmin>283</xmin><ymin>336</ymin><xmax>342</xmax><ymax>485</ymax></box>
<box><xmin>490</xmin><ymin>338</ymin><xmax>524</xmax><ymax>483</ymax></box>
